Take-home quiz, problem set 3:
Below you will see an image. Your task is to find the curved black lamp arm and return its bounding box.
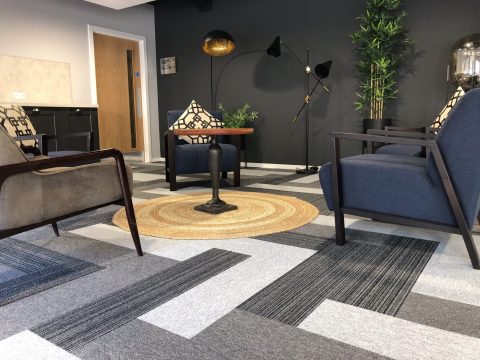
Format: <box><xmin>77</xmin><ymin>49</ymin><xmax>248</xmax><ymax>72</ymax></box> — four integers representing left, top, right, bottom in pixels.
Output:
<box><xmin>280</xmin><ymin>40</ymin><xmax>329</xmax><ymax>92</ymax></box>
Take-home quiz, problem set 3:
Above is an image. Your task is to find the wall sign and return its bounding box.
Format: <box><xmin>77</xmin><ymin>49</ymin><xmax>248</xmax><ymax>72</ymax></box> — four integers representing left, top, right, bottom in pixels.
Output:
<box><xmin>160</xmin><ymin>57</ymin><xmax>176</xmax><ymax>75</ymax></box>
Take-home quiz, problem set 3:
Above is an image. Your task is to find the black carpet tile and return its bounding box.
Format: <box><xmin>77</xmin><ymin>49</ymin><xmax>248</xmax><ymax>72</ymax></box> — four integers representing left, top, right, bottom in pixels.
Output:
<box><xmin>33</xmin><ymin>248</ymin><xmax>249</xmax><ymax>350</ymax></box>
<box><xmin>239</xmin><ymin>232</ymin><xmax>437</xmax><ymax>325</ymax></box>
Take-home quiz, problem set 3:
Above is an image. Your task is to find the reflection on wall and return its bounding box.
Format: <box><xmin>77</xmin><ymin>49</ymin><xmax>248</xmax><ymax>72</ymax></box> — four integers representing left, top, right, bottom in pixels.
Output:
<box><xmin>0</xmin><ymin>54</ymin><xmax>72</xmax><ymax>104</ymax></box>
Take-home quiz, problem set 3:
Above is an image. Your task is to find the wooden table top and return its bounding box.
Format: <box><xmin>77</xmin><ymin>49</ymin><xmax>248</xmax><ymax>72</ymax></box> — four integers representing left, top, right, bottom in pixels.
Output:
<box><xmin>173</xmin><ymin>128</ymin><xmax>254</xmax><ymax>136</ymax></box>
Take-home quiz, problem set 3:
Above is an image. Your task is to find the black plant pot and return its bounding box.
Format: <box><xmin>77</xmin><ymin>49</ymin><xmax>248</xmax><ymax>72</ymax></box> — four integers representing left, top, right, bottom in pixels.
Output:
<box><xmin>362</xmin><ymin>118</ymin><xmax>392</xmax><ymax>132</ymax></box>
<box><xmin>362</xmin><ymin>118</ymin><xmax>392</xmax><ymax>153</ymax></box>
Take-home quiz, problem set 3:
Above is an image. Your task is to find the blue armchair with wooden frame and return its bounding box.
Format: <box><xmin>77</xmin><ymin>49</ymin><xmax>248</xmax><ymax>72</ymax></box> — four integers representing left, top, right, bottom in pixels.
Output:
<box><xmin>320</xmin><ymin>88</ymin><xmax>480</xmax><ymax>269</ymax></box>
<box><xmin>164</xmin><ymin>110</ymin><xmax>241</xmax><ymax>191</ymax></box>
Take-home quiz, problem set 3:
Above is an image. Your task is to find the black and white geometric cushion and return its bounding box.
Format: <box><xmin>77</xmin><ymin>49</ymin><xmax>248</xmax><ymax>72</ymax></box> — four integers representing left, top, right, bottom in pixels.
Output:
<box><xmin>0</xmin><ymin>105</ymin><xmax>38</xmax><ymax>147</ymax></box>
<box><xmin>431</xmin><ymin>86</ymin><xmax>465</xmax><ymax>129</ymax></box>
<box><xmin>169</xmin><ymin>100</ymin><xmax>224</xmax><ymax>144</ymax></box>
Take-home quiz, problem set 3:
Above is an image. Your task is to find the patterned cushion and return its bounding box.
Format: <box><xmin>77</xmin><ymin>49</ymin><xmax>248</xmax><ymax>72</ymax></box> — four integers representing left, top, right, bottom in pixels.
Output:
<box><xmin>431</xmin><ymin>86</ymin><xmax>465</xmax><ymax>129</ymax></box>
<box><xmin>0</xmin><ymin>105</ymin><xmax>37</xmax><ymax>147</ymax></box>
<box><xmin>169</xmin><ymin>100</ymin><xmax>224</xmax><ymax>144</ymax></box>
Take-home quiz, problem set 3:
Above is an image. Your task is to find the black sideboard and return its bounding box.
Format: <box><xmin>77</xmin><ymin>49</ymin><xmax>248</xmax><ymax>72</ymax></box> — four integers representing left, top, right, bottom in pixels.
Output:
<box><xmin>23</xmin><ymin>106</ymin><xmax>100</xmax><ymax>152</ymax></box>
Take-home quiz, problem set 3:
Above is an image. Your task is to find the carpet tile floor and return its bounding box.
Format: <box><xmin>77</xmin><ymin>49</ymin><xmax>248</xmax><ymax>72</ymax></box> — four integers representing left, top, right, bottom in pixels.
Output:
<box><xmin>1</xmin><ymin>160</ymin><xmax>479</xmax><ymax>359</ymax></box>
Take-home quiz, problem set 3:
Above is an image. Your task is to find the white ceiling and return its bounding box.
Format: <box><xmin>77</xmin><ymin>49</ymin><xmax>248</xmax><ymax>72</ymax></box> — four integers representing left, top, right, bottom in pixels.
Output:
<box><xmin>83</xmin><ymin>0</ymin><xmax>153</xmax><ymax>10</ymax></box>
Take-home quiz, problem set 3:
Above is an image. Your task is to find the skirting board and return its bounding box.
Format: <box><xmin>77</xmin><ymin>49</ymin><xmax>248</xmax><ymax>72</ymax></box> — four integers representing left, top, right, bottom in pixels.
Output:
<box><xmin>150</xmin><ymin>157</ymin><xmax>318</xmax><ymax>171</ymax></box>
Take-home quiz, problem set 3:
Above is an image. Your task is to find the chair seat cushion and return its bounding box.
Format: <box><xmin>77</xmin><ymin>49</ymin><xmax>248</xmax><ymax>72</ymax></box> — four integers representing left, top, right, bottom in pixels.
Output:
<box><xmin>375</xmin><ymin>144</ymin><xmax>423</xmax><ymax>157</ymax></box>
<box><xmin>319</xmin><ymin>154</ymin><xmax>456</xmax><ymax>226</ymax></box>
<box><xmin>175</xmin><ymin>143</ymin><xmax>237</xmax><ymax>174</ymax></box>
<box><xmin>0</xmin><ymin>160</ymin><xmax>132</xmax><ymax>230</ymax></box>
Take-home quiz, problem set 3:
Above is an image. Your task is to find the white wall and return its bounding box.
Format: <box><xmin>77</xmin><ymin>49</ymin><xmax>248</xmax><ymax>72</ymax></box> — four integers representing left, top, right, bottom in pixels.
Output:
<box><xmin>0</xmin><ymin>0</ymin><xmax>160</xmax><ymax>159</ymax></box>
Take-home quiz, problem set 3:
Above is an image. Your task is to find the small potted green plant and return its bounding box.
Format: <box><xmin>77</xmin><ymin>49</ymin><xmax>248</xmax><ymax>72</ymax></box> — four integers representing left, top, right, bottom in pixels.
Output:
<box><xmin>350</xmin><ymin>0</ymin><xmax>413</xmax><ymax>131</ymax></box>
<box><xmin>217</xmin><ymin>102</ymin><xmax>258</xmax><ymax>128</ymax></box>
<box><xmin>217</xmin><ymin>102</ymin><xmax>258</xmax><ymax>151</ymax></box>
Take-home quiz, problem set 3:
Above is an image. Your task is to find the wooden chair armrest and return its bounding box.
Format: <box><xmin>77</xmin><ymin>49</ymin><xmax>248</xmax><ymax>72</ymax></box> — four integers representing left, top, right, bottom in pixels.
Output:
<box><xmin>366</xmin><ymin>129</ymin><xmax>435</xmax><ymax>139</ymax></box>
<box><xmin>0</xmin><ymin>149</ymin><xmax>125</xmax><ymax>190</ymax></box>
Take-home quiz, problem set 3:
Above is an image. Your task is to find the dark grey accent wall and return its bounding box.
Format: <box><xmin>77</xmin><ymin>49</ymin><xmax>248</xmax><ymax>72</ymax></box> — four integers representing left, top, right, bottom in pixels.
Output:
<box><xmin>155</xmin><ymin>0</ymin><xmax>479</xmax><ymax>165</ymax></box>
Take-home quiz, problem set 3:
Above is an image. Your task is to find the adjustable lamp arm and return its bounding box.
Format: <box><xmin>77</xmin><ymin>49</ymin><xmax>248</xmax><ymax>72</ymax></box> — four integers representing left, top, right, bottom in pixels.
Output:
<box><xmin>280</xmin><ymin>40</ymin><xmax>330</xmax><ymax>92</ymax></box>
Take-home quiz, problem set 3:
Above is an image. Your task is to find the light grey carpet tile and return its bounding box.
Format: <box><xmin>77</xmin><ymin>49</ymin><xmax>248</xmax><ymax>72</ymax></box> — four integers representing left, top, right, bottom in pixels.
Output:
<box><xmin>0</xmin><ymin>251</ymin><xmax>177</xmax><ymax>340</ymax></box>
<box><xmin>396</xmin><ymin>292</ymin><xmax>480</xmax><ymax>338</ymax></box>
<box><xmin>0</xmin><ymin>238</ymin><xmax>103</xmax><ymax>307</ymax></box>
<box><xmin>299</xmin><ymin>300</ymin><xmax>480</xmax><ymax>360</ymax></box>
<box><xmin>239</xmin><ymin>233</ymin><xmax>437</xmax><ymax>325</ymax></box>
<box><xmin>193</xmin><ymin>309</ymin><xmax>388</xmax><ymax>360</ymax></box>
<box><xmin>74</xmin><ymin>319</ymin><xmax>225</xmax><ymax>360</ymax></box>
<box><xmin>33</xmin><ymin>249</ymin><xmax>249</xmax><ymax>350</ymax></box>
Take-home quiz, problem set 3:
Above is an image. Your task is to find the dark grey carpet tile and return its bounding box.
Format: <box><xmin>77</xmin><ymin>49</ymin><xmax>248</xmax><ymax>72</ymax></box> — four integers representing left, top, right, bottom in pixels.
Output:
<box><xmin>291</xmin><ymin>222</ymin><xmax>411</xmax><ymax>248</ymax></box>
<box><xmin>396</xmin><ymin>292</ymin><xmax>480</xmax><ymax>338</ymax></box>
<box><xmin>317</xmin><ymin>194</ymin><xmax>333</xmax><ymax>215</ymax></box>
<box><xmin>14</xmin><ymin>232</ymin><xmax>133</xmax><ymax>266</ymax></box>
<box><xmin>239</xmin><ymin>234</ymin><xmax>437</xmax><ymax>325</ymax></box>
<box><xmin>0</xmin><ymin>239</ymin><xmax>103</xmax><ymax>307</ymax></box>
<box><xmin>0</xmin><ymin>252</ymin><xmax>178</xmax><ymax>340</ymax></box>
<box><xmin>255</xmin><ymin>232</ymin><xmax>332</xmax><ymax>251</ymax></box>
<box><xmin>74</xmin><ymin>319</ymin><xmax>225</xmax><ymax>360</ymax></box>
<box><xmin>33</xmin><ymin>249</ymin><xmax>249</xmax><ymax>350</ymax></box>
<box><xmin>193</xmin><ymin>309</ymin><xmax>388</xmax><ymax>360</ymax></box>
<box><xmin>237</xmin><ymin>186</ymin><xmax>324</xmax><ymax>207</ymax></box>
<box><xmin>132</xmin><ymin>167</ymin><xmax>165</xmax><ymax>174</ymax></box>
<box><xmin>260</xmin><ymin>173</ymin><xmax>310</xmax><ymax>185</ymax></box>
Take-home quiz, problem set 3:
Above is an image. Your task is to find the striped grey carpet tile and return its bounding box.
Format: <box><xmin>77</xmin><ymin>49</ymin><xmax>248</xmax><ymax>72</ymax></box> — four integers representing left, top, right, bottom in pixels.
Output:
<box><xmin>0</xmin><ymin>238</ymin><xmax>103</xmax><ymax>306</ymax></box>
<box><xmin>33</xmin><ymin>248</ymin><xmax>249</xmax><ymax>351</ymax></box>
<box><xmin>239</xmin><ymin>233</ymin><xmax>437</xmax><ymax>326</ymax></box>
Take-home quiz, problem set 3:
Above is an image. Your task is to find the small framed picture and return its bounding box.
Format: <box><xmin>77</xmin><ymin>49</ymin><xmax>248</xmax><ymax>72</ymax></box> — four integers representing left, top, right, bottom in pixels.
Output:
<box><xmin>160</xmin><ymin>57</ymin><xmax>176</xmax><ymax>75</ymax></box>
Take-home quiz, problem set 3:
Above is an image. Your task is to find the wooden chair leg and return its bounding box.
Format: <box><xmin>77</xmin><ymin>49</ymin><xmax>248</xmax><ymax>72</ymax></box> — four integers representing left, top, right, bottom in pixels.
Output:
<box><xmin>165</xmin><ymin>169</ymin><xmax>170</xmax><ymax>183</ymax></box>
<box><xmin>331</xmin><ymin>137</ymin><xmax>346</xmax><ymax>246</ymax></box>
<box><xmin>124</xmin><ymin>198</ymin><xmax>143</xmax><ymax>256</ymax></box>
<box><xmin>222</xmin><ymin>171</ymin><xmax>228</xmax><ymax>180</ymax></box>
<box><xmin>234</xmin><ymin>169</ymin><xmax>240</xmax><ymax>187</ymax></box>
<box><xmin>52</xmin><ymin>222</ymin><xmax>59</xmax><ymax>237</ymax></box>
<box><xmin>169</xmin><ymin>173</ymin><xmax>177</xmax><ymax>191</ymax></box>
<box><xmin>459</xmin><ymin>226</ymin><xmax>480</xmax><ymax>270</ymax></box>
<box><xmin>115</xmin><ymin>153</ymin><xmax>143</xmax><ymax>256</ymax></box>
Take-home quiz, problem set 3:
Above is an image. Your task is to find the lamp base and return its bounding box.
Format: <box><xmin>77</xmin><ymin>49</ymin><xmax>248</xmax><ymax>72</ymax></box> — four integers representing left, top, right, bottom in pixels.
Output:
<box><xmin>296</xmin><ymin>166</ymin><xmax>319</xmax><ymax>175</ymax></box>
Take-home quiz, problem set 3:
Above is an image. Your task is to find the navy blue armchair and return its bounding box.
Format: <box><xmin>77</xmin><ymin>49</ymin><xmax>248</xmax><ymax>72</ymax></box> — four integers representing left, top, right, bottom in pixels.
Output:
<box><xmin>320</xmin><ymin>88</ymin><xmax>480</xmax><ymax>269</ymax></box>
<box><xmin>164</xmin><ymin>111</ymin><xmax>240</xmax><ymax>191</ymax></box>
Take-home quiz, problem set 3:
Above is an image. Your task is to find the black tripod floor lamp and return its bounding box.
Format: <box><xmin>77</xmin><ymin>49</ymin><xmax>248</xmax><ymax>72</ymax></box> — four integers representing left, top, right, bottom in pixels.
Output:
<box><xmin>202</xmin><ymin>30</ymin><xmax>236</xmax><ymax>110</ymax></box>
<box><xmin>267</xmin><ymin>36</ymin><xmax>332</xmax><ymax>174</ymax></box>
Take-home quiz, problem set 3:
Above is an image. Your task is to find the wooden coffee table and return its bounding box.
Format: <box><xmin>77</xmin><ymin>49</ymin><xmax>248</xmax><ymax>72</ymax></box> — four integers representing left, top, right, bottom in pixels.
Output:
<box><xmin>173</xmin><ymin>128</ymin><xmax>254</xmax><ymax>214</ymax></box>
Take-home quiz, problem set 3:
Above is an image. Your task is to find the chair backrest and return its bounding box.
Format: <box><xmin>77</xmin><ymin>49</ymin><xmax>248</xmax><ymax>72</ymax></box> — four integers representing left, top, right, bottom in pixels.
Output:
<box><xmin>0</xmin><ymin>125</ymin><xmax>27</xmax><ymax>166</ymax></box>
<box><xmin>167</xmin><ymin>110</ymin><xmax>223</xmax><ymax>127</ymax></box>
<box><xmin>167</xmin><ymin>110</ymin><xmax>223</xmax><ymax>144</ymax></box>
<box><xmin>427</xmin><ymin>88</ymin><xmax>480</xmax><ymax>228</ymax></box>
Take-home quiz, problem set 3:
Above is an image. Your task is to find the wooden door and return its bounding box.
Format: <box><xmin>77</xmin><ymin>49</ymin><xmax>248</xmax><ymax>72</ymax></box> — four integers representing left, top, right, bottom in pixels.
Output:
<box><xmin>93</xmin><ymin>33</ymin><xmax>144</xmax><ymax>152</ymax></box>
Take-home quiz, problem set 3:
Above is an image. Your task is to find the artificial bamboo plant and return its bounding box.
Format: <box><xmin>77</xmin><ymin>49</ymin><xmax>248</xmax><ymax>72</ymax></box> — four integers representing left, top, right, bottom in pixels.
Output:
<box><xmin>350</xmin><ymin>0</ymin><xmax>413</xmax><ymax>120</ymax></box>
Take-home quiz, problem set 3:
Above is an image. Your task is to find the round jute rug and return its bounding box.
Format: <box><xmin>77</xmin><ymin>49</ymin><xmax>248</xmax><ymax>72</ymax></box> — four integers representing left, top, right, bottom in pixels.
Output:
<box><xmin>112</xmin><ymin>191</ymin><xmax>319</xmax><ymax>240</ymax></box>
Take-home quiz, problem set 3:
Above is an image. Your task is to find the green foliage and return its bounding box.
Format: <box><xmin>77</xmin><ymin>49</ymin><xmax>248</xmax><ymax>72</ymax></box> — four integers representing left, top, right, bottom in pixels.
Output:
<box><xmin>350</xmin><ymin>0</ymin><xmax>413</xmax><ymax>119</ymax></box>
<box><xmin>217</xmin><ymin>103</ymin><xmax>259</xmax><ymax>128</ymax></box>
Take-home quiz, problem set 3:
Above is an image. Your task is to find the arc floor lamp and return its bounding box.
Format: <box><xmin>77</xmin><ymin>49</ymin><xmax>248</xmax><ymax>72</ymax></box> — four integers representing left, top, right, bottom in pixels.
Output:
<box><xmin>267</xmin><ymin>36</ymin><xmax>332</xmax><ymax>174</ymax></box>
<box><xmin>202</xmin><ymin>29</ymin><xmax>235</xmax><ymax>110</ymax></box>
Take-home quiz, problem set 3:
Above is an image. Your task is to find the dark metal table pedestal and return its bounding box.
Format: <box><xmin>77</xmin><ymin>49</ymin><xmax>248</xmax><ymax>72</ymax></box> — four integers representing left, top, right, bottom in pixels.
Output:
<box><xmin>194</xmin><ymin>136</ymin><xmax>238</xmax><ymax>214</ymax></box>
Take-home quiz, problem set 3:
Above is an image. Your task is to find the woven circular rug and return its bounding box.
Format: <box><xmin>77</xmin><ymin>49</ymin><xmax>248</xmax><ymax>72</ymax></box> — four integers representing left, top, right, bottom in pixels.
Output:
<box><xmin>112</xmin><ymin>191</ymin><xmax>319</xmax><ymax>240</ymax></box>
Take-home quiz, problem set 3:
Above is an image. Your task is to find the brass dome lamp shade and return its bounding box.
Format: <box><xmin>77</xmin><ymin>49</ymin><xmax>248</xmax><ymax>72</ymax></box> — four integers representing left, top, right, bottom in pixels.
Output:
<box><xmin>450</xmin><ymin>33</ymin><xmax>480</xmax><ymax>90</ymax></box>
<box><xmin>202</xmin><ymin>30</ymin><xmax>235</xmax><ymax>110</ymax></box>
<box><xmin>202</xmin><ymin>29</ymin><xmax>235</xmax><ymax>56</ymax></box>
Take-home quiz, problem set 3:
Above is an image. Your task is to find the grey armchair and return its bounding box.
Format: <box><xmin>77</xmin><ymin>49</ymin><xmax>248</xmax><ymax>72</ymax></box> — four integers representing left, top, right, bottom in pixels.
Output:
<box><xmin>0</xmin><ymin>126</ymin><xmax>142</xmax><ymax>256</ymax></box>
<box><xmin>320</xmin><ymin>88</ymin><xmax>480</xmax><ymax>269</ymax></box>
